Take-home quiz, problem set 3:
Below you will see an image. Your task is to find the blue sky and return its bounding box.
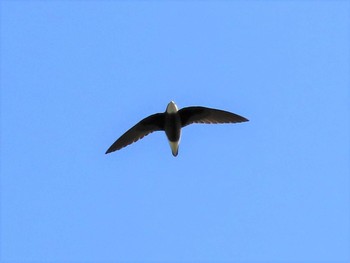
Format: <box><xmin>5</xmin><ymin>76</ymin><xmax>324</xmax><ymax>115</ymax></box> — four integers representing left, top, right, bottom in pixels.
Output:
<box><xmin>1</xmin><ymin>1</ymin><xmax>349</xmax><ymax>262</ymax></box>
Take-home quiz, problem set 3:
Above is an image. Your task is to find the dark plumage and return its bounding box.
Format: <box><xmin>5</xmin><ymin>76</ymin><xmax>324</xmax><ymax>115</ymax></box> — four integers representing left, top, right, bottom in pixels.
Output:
<box><xmin>106</xmin><ymin>101</ymin><xmax>248</xmax><ymax>156</ymax></box>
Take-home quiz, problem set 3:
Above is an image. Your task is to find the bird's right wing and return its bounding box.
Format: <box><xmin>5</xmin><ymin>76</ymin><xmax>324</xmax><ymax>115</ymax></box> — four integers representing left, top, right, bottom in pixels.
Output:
<box><xmin>105</xmin><ymin>113</ymin><xmax>164</xmax><ymax>154</ymax></box>
<box><xmin>179</xmin><ymin>107</ymin><xmax>248</xmax><ymax>127</ymax></box>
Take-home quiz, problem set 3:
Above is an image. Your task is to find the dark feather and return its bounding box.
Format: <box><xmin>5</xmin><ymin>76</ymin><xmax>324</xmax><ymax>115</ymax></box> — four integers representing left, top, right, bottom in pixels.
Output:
<box><xmin>179</xmin><ymin>107</ymin><xmax>248</xmax><ymax>127</ymax></box>
<box><xmin>105</xmin><ymin>113</ymin><xmax>164</xmax><ymax>154</ymax></box>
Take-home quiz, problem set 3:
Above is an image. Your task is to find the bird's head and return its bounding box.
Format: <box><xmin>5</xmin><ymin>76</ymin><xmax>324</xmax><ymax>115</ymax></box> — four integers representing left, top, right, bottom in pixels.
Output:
<box><xmin>166</xmin><ymin>101</ymin><xmax>178</xmax><ymax>114</ymax></box>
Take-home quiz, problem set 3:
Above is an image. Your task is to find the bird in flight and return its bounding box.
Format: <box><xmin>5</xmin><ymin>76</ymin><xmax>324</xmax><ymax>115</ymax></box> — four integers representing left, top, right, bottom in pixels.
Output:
<box><xmin>106</xmin><ymin>101</ymin><xmax>248</xmax><ymax>157</ymax></box>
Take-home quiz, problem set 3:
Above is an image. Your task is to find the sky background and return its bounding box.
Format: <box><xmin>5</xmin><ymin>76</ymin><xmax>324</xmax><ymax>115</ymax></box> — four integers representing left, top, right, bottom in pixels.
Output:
<box><xmin>1</xmin><ymin>1</ymin><xmax>349</xmax><ymax>262</ymax></box>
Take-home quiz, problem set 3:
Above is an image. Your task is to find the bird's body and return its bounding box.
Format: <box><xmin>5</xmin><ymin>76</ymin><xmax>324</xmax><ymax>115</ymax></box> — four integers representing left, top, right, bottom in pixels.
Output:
<box><xmin>164</xmin><ymin>102</ymin><xmax>181</xmax><ymax>156</ymax></box>
<box><xmin>106</xmin><ymin>101</ymin><xmax>248</xmax><ymax>156</ymax></box>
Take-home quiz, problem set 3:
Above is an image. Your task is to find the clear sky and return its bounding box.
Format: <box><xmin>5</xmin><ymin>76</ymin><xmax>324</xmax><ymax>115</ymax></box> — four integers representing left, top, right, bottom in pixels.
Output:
<box><xmin>1</xmin><ymin>1</ymin><xmax>349</xmax><ymax>262</ymax></box>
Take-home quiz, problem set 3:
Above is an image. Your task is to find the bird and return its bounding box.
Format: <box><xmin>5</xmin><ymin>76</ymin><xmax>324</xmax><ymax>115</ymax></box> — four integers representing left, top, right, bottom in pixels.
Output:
<box><xmin>105</xmin><ymin>101</ymin><xmax>248</xmax><ymax>157</ymax></box>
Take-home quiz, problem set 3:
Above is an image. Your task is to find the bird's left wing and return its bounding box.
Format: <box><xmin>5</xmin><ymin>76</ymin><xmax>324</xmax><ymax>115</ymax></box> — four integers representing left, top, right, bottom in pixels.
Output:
<box><xmin>105</xmin><ymin>113</ymin><xmax>164</xmax><ymax>154</ymax></box>
<box><xmin>179</xmin><ymin>107</ymin><xmax>248</xmax><ymax>127</ymax></box>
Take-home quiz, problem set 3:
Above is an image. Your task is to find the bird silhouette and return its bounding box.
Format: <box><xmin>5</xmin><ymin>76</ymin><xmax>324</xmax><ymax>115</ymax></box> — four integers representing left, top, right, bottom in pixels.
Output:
<box><xmin>106</xmin><ymin>101</ymin><xmax>248</xmax><ymax>156</ymax></box>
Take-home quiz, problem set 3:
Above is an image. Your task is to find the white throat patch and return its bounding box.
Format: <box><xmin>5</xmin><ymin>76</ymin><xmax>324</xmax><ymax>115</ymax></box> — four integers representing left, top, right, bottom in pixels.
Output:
<box><xmin>166</xmin><ymin>101</ymin><xmax>178</xmax><ymax>113</ymax></box>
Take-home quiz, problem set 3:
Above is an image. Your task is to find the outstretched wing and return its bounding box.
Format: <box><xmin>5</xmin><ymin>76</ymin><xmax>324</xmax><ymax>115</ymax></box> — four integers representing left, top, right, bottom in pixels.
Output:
<box><xmin>105</xmin><ymin>113</ymin><xmax>165</xmax><ymax>154</ymax></box>
<box><xmin>179</xmin><ymin>107</ymin><xmax>248</xmax><ymax>127</ymax></box>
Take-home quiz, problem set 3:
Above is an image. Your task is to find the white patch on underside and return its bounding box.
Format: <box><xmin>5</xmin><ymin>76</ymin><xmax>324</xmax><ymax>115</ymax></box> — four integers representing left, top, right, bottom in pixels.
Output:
<box><xmin>168</xmin><ymin>140</ymin><xmax>179</xmax><ymax>156</ymax></box>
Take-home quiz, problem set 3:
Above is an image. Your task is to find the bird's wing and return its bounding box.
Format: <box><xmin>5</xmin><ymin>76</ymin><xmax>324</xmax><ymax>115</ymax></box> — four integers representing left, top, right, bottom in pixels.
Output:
<box><xmin>105</xmin><ymin>113</ymin><xmax>164</xmax><ymax>154</ymax></box>
<box><xmin>179</xmin><ymin>107</ymin><xmax>248</xmax><ymax>127</ymax></box>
